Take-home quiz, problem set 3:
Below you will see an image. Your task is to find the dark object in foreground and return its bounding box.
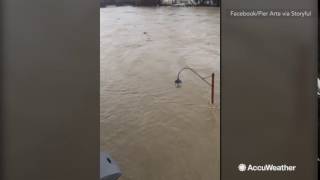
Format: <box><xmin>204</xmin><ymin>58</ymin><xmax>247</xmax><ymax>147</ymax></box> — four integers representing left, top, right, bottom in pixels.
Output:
<box><xmin>100</xmin><ymin>0</ymin><xmax>108</xmax><ymax>7</ymax></box>
<box><xmin>100</xmin><ymin>152</ymin><xmax>122</xmax><ymax>180</ymax></box>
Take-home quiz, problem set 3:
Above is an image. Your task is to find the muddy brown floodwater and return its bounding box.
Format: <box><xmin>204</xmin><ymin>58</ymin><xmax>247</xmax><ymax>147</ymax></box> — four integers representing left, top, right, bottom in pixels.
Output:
<box><xmin>100</xmin><ymin>6</ymin><xmax>220</xmax><ymax>180</ymax></box>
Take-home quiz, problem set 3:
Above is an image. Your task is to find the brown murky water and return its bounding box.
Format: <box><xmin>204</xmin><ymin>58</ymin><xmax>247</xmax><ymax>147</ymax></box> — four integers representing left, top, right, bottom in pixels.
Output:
<box><xmin>100</xmin><ymin>6</ymin><xmax>220</xmax><ymax>180</ymax></box>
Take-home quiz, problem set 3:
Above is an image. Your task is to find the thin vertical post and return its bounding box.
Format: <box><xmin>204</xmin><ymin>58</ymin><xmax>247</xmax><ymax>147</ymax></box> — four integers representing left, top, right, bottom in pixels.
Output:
<box><xmin>211</xmin><ymin>73</ymin><xmax>214</xmax><ymax>104</ymax></box>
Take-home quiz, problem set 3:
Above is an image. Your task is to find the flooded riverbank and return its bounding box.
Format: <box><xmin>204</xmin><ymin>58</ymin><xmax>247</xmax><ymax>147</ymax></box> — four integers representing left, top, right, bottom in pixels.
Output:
<box><xmin>100</xmin><ymin>6</ymin><xmax>220</xmax><ymax>180</ymax></box>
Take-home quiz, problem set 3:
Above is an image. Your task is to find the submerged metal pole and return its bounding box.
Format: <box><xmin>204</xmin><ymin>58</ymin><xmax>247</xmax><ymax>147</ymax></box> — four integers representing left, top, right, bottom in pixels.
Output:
<box><xmin>211</xmin><ymin>73</ymin><xmax>214</xmax><ymax>104</ymax></box>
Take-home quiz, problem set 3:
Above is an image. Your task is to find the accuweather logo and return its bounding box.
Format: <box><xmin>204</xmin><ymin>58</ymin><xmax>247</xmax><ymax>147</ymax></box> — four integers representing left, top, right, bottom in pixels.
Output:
<box><xmin>238</xmin><ymin>164</ymin><xmax>247</xmax><ymax>172</ymax></box>
<box><xmin>237</xmin><ymin>163</ymin><xmax>296</xmax><ymax>172</ymax></box>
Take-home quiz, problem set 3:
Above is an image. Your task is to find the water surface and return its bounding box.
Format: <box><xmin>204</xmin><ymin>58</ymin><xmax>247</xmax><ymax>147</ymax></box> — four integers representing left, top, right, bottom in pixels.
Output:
<box><xmin>100</xmin><ymin>6</ymin><xmax>220</xmax><ymax>180</ymax></box>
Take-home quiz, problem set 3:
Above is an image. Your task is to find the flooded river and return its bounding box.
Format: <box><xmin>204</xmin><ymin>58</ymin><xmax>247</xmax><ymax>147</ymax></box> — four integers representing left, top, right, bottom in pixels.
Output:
<box><xmin>100</xmin><ymin>6</ymin><xmax>220</xmax><ymax>180</ymax></box>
